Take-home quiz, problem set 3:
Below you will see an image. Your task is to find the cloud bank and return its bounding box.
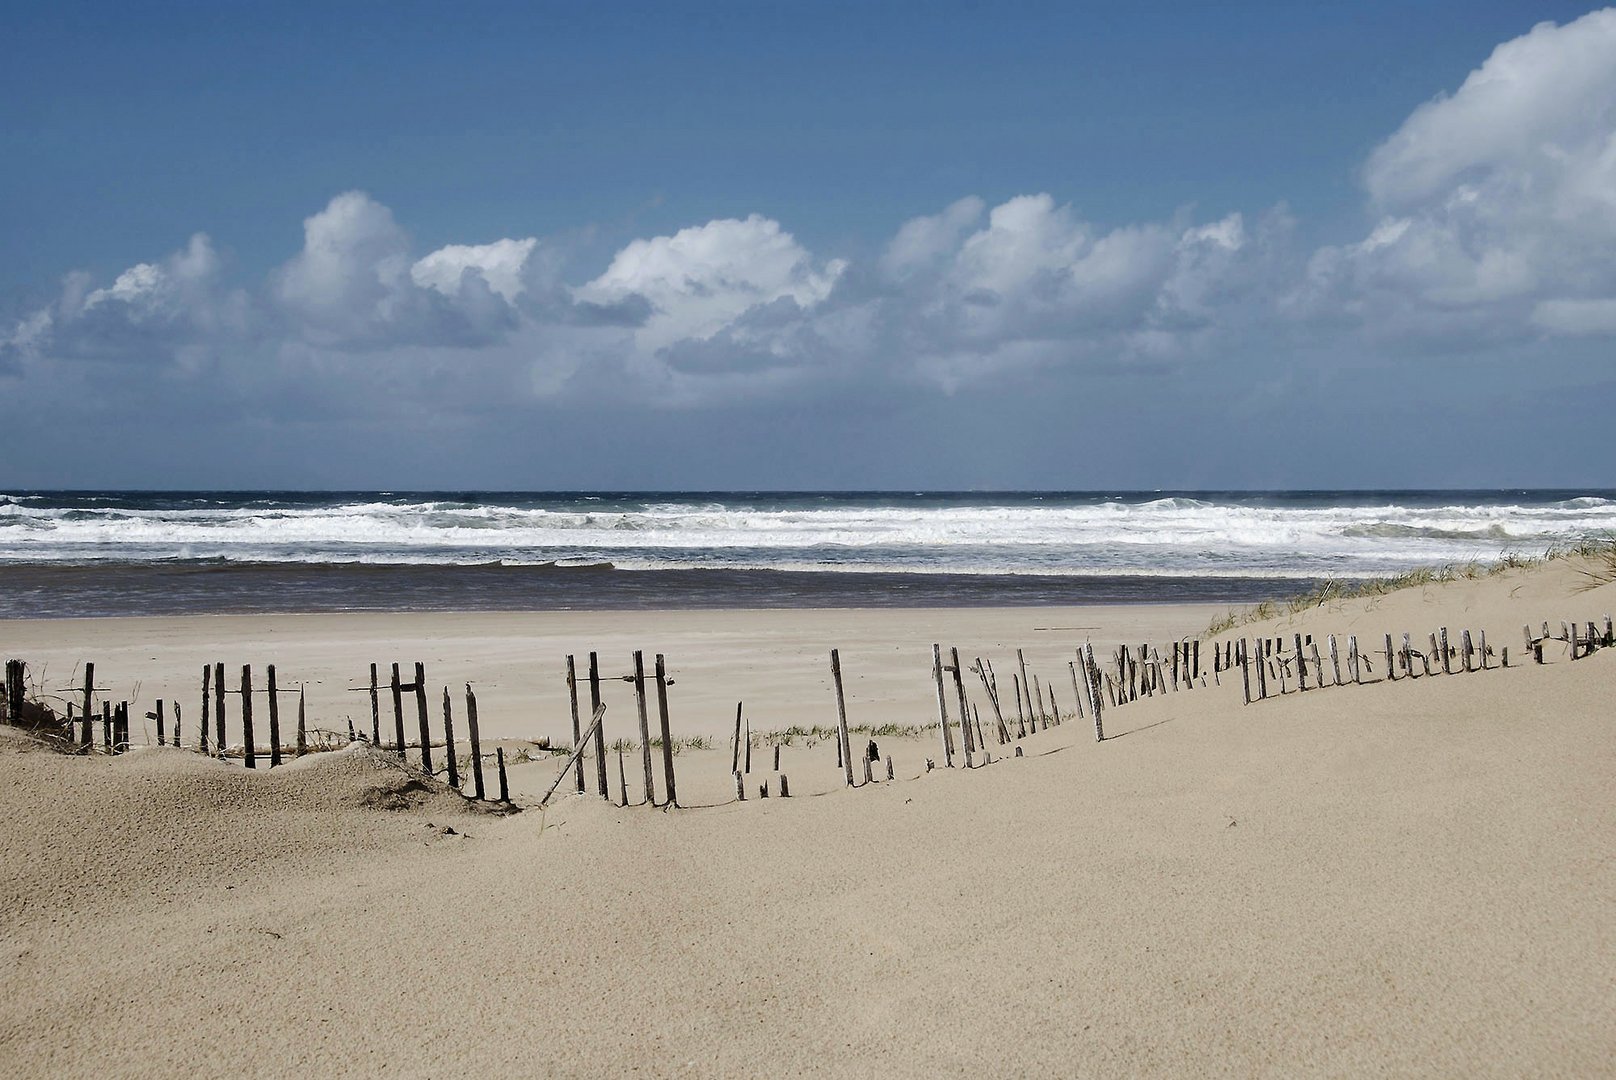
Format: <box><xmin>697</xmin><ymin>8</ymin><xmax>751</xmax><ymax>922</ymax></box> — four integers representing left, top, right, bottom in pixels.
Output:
<box><xmin>5</xmin><ymin>9</ymin><xmax>1614</xmax><ymax>418</ymax></box>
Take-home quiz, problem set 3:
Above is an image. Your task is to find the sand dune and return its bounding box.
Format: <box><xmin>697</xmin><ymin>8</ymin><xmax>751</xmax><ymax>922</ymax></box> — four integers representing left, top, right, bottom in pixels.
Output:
<box><xmin>1</xmin><ymin>558</ymin><xmax>1613</xmax><ymax>1076</ymax></box>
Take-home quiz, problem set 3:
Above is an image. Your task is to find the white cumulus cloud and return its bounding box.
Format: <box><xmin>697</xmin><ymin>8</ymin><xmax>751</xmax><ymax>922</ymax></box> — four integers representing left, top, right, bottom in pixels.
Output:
<box><xmin>411</xmin><ymin>237</ymin><xmax>537</xmax><ymax>302</ymax></box>
<box><xmin>1302</xmin><ymin>8</ymin><xmax>1616</xmax><ymax>340</ymax></box>
<box><xmin>576</xmin><ymin>214</ymin><xmax>847</xmax><ymax>353</ymax></box>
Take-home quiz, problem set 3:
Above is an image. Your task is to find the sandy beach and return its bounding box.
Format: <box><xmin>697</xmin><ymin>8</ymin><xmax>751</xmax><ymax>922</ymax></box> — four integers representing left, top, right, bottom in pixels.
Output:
<box><xmin>2</xmin><ymin>556</ymin><xmax>1613</xmax><ymax>1076</ymax></box>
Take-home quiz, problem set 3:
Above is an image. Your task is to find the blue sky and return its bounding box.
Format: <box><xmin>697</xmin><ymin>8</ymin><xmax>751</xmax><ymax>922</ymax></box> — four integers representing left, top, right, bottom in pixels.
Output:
<box><xmin>2</xmin><ymin>2</ymin><xmax>1613</xmax><ymax>489</ymax></box>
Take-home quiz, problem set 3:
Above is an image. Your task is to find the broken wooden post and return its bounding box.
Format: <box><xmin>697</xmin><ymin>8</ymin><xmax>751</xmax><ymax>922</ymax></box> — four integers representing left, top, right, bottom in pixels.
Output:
<box><xmin>830</xmin><ymin>649</ymin><xmax>854</xmax><ymax>787</ymax></box>
<box><xmin>240</xmin><ymin>665</ymin><xmax>256</xmax><ymax>769</ymax></box>
<box><xmin>413</xmin><ymin>662</ymin><xmax>432</xmax><ymax>775</ymax></box>
<box><xmin>441</xmin><ymin>687</ymin><xmax>459</xmax><ymax>791</ymax></box>
<box><xmin>731</xmin><ymin>703</ymin><xmax>744</xmax><ymax>774</ymax></box>
<box><xmin>172</xmin><ymin>703</ymin><xmax>181</xmax><ymax>747</ymax></box>
<box><xmin>744</xmin><ymin>715</ymin><xmax>752</xmax><ymax>775</ymax></box>
<box><xmin>266</xmin><ymin>664</ymin><xmax>282</xmax><ymax>768</ymax></box>
<box><xmin>495</xmin><ymin>747</ymin><xmax>509</xmax><ymax>803</ymax></box>
<box><xmin>1440</xmin><ymin>628</ymin><xmax>1452</xmax><ymax>674</ymax></box>
<box><xmin>1294</xmin><ymin>634</ymin><xmax>1308</xmax><ymax>691</ymax></box>
<box><xmin>1479</xmin><ymin>630</ymin><xmax>1489</xmax><ymax>671</ymax></box>
<box><xmin>654</xmin><ymin>654</ymin><xmax>677</xmax><ymax>809</ymax></box>
<box><xmin>296</xmin><ymin>687</ymin><xmax>306</xmax><ymax>755</ymax></box>
<box><xmin>1349</xmin><ymin>635</ymin><xmax>1361</xmax><ymax>684</ymax></box>
<box><xmin>733</xmin><ymin>771</ymin><xmax>745</xmax><ymax>801</ymax></box>
<box><xmin>464</xmin><ymin>684</ymin><xmax>485</xmax><ymax>800</ymax></box>
<box><xmin>931</xmin><ymin>645</ymin><xmax>955</xmax><ymax>768</ymax></box>
<box><xmin>616</xmin><ymin>746</ymin><xmax>628</xmax><ymax>808</ymax></box>
<box><xmin>1310</xmin><ymin>640</ymin><xmax>1325</xmax><ymax>689</ymax></box>
<box><xmin>779</xmin><ymin>774</ymin><xmax>790</xmax><ymax>798</ymax></box>
<box><xmin>101</xmin><ymin>701</ymin><xmax>111</xmax><ymax>751</ymax></box>
<box><xmin>566</xmin><ymin>656</ymin><xmax>585</xmax><ymax>793</ymax></box>
<box><xmin>1461</xmin><ymin>630</ymin><xmax>1474</xmax><ymax>673</ymax></box>
<box><xmin>1328</xmin><ymin>636</ymin><xmax>1341</xmax><ymax>685</ymax></box>
<box><xmin>1385</xmin><ymin>634</ymin><xmax>1397</xmax><ymax>681</ymax></box>
<box><xmin>154</xmin><ymin>699</ymin><xmax>166</xmax><ymax>746</ymax></box>
<box><xmin>390</xmin><ymin>663</ymin><xmax>406</xmax><ymax>757</ymax></box>
<box><xmin>1254</xmin><ymin>638</ymin><xmax>1268</xmax><ymax>699</ymax></box>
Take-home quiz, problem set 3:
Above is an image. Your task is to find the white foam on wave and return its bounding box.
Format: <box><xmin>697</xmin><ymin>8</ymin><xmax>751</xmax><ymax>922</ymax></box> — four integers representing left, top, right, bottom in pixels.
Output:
<box><xmin>1</xmin><ymin>493</ymin><xmax>1612</xmax><ymax>577</ymax></box>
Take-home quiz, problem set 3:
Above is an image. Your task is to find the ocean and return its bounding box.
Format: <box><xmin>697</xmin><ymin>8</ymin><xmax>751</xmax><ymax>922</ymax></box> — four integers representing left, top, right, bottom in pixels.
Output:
<box><xmin>2</xmin><ymin>489</ymin><xmax>1612</xmax><ymax>617</ymax></box>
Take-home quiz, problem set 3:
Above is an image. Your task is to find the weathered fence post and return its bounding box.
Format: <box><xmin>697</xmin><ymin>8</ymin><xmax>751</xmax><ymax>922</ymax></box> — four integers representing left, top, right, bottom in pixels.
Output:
<box><xmin>413</xmin><ymin>662</ymin><xmax>432</xmax><ymax>774</ymax></box>
<box><xmin>441</xmin><ymin>687</ymin><xmax>459</xmax><ymax>791</ymax></box>
<box><xmin>390</xmin><ymin>663</ymin><xmax>406</xmax><ymax>757</ymax></box>
<box><xmin>950</xmin><ymin>647</ymin><xmax>974</xmax><ymax>766</ymax></box>
<box><xmin>266</xmin><ymin>664</ymin><xmax>282</xmax><ymax>768</ymax></box>
<box><xmin>240</xmin><ymin>666</ymin><xmax>256</xmax><ymax>769</ymax></box>
<box><xmin>200</xmin><ymin>664</ymin><xmax>210</xmax><ymax>754</ymax></box>
<box><xmin>830</xmin><ymin>649</ymin><xmax>854</xmax><ymax>787</ymax></box>
<box><xmin>368</xmin><ymin>663</ymin><xmax>380</xmax><ymax>746</ymax></box>
<box><xmin>566</xmin><ymin>656</ymin><xmax>585</xmax><ymax>793</ymax></box>
<box><xmin>632</xmin><ymin>651</ymin><xmax>655</xmax><ymax>806</ymax></box>
<box><xmin>654</xmin><ymin>654</ymin><xmax>677</xmax><ymax>809</ymax></box>
<box><xmin>214</xmin><ymin>661</ymin><xmax>226</xmax><ymax>757</ymax></box>
<box><xmin>465</xmin><ymin>684</ymin><xmax>485</xmax><ymax>801</ymax></box>
<box><xmin>296</xmin><ymin>687</ymin><xmax>307</xmax><ymax>755</ymax></box>
<box><xmin>589</xmin><ymin>652</ymin><xmax>608</xmax><ymax>801</ymax></box>
<box><xmin>931</xmin><ymin>645</ymin><xmax>955</xmax><ymax>767</ymax></box>
<box><xmin>81</xmin><ymin>663</ymin><xmax>94</xmax><ymax>750</ymax></box>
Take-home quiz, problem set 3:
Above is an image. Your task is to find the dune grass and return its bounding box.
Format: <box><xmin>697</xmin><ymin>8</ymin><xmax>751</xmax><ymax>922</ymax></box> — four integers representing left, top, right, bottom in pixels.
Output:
<box><xmin>1202</xmin><ymin>537</ymin><xmax>1616</xmax><ymax>637</ymax></box>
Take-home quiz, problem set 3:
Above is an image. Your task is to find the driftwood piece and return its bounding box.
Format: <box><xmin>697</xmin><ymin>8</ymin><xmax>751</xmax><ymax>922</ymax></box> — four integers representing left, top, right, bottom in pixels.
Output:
<box><xmin>539</xmin><ymin>703</ymin><xmax>607</xmax><ymax>807</ymax></box>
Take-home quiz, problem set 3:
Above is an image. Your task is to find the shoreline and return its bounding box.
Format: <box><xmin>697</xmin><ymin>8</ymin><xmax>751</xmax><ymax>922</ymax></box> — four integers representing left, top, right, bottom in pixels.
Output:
<box><xmin>0</xmin><ymin>561</ymin><xmax>1326</xmax><ymax>619</ymax></box>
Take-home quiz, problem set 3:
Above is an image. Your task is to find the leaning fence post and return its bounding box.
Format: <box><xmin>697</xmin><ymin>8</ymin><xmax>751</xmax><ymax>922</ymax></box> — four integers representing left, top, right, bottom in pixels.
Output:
<box><xmin>296</xmin><ymin>687</ymin><xmax>307</xmax><ymax>755</ymax></box>
<box><xmin>931</xmin><ymin>645</ymin><xmax>954</xmax><ymax>768</ymax></box>
<box><xmin>830</xmin><ymin>649</ymin><xmax>854</xmax><ymax>787</ymax></box>
<box><xmin>950</xmin><ymin>647</ymin><xmax>974</xmax><ymax>766</ymax></box>
<box><xmin>496</xmin><ymin>747</ymin><xmax>509</xmax><ymax>803</ymax></box>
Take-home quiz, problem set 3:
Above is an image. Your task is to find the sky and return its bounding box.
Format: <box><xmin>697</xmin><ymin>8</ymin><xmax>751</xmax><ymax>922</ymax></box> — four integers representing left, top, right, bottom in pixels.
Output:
<box><xmin>2</xmin><ymin>1</ymin><xmax>1613</xmax><ymax>490</ymax></box>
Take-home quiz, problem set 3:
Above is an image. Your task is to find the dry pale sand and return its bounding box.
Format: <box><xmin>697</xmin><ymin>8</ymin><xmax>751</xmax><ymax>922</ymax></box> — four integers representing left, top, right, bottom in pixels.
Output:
<box><xmin>1</xmin><ymin>560</ymin><xmax>1613</xmax><ymax>1077</ymax></box>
